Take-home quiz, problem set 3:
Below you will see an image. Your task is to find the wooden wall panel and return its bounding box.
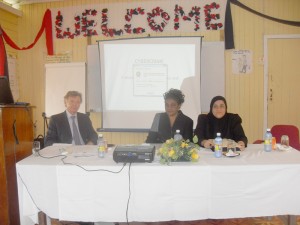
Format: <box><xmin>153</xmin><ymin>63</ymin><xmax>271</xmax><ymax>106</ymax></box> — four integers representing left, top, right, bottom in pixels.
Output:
<box><xmin>227</xmin><ymin>0</ymin><xmax>266</xmax><ymax>142</ymax></box>
<box><xmin>267</xmin><ymin>39</ymin><xmax>300</xmax><ymax>130</ymax></box>
<box><xmin>8</xmin><ymin>0</ymin><xmax>300</xmax><ymax>144</ymax></box>
<box><xmin>0</xmin><ymin>8</ymin><xmax>18</xmax><ymax>56</ymax></box>
<box><xmin>227</xmin><ymin>0</ymin><xmax>300</xmax><ymax>142</ymax></box>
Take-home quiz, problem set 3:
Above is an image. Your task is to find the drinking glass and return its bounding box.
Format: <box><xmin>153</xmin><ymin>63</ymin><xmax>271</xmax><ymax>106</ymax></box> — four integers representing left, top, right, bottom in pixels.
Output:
<box><xmin>280</xmin><ymin>135</ymin><xmax>289</xmax><ymax>148</ymax></box>
<box><xmin>32</xmin><ymin>141</ymin><xmax>40</xmax><ymax>156</ymax></box>
<box><xmin>227</xmin><ymin>139</ymin><xmax>236</xmax><ymax>154</ymax></box>
<box><xmin>222</xmin><ymin>138</ymin><xmax>228</xmax><ymax>151</ymax></box>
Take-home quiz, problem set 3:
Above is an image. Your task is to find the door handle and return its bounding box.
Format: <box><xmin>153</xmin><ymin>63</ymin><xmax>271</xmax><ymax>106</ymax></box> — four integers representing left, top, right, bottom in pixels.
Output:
<box><xmin>13</xmin><ymin>120</ymin><xmax>19</xmax><ymax>144</ymax></box>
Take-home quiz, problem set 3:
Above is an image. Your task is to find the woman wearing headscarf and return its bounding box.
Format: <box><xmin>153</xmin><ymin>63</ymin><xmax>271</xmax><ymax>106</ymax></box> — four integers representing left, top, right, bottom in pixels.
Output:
<box><xmin>145</xmin><ymin>88</ymin><xmax>193</xmax><ymax>143</ymax></box>
<box><xmin>194</xmin><ymin>96</ymin><xmax>248</xmax><ymax>150</ymax></box>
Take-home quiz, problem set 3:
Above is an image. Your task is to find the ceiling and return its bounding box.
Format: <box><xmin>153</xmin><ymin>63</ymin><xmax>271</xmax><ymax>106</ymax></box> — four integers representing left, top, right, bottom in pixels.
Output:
<box><xmin>2</xmin><ymin>0</ymin><xmax>60</xmax><ymax>8</ymax></box>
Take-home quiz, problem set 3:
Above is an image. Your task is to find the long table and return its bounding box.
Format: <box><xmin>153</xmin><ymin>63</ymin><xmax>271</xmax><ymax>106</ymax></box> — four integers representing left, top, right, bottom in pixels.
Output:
<box><xmin>16</xmin><ymin>144</ymin><xmax>300</xmax><ymax>225</ymax></box>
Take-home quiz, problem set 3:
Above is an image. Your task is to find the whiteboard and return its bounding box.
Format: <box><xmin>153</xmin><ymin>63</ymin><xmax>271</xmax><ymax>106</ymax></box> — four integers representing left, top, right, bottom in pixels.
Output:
<box><xmin>87</xmin><ymin>41</ymin><xmax>225</xmax><ymax>114</ymax></box>
<box><xmin>45</xmin><ymin>62</ymin><xmax>86</xmax><ymax>117</ymax></box>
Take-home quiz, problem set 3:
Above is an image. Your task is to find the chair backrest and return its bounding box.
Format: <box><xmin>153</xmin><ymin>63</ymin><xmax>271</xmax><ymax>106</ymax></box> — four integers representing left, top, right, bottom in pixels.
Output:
<box><xmin>271</xmin><ymin>125</ymin><xmax>300</xmax><ymax>150</ymax></box>
<box><xmin>253</xmin><ymin>139</ymin><xmax>264</xmax><ymax>144</ymax></box>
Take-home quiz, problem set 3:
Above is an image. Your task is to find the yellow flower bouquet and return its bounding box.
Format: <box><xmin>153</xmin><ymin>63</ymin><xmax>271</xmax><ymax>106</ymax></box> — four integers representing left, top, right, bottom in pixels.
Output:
<box><xmin>157</xmin><ymin>137</ymin><xmax>200</xmax><ymax>165</ymax></box>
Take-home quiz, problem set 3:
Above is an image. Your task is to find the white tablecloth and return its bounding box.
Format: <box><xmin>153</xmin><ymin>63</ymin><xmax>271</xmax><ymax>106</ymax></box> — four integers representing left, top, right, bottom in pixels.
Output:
<box><xmin>16</xmin><ymin>144</ymin><xmax>300</xmax><ymax>225</ymax></box>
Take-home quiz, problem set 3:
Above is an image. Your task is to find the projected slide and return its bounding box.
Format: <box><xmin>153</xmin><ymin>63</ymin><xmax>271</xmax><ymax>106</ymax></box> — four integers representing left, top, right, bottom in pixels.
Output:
<box><xmin>98</xmin><ymin>37</ymin><xmax>202</xmax><ymax>129</ymax></box>
<box><xmin>133</xmin><ymin>64</ymin><xmax>168</xmax><ymax>96</ymax></box>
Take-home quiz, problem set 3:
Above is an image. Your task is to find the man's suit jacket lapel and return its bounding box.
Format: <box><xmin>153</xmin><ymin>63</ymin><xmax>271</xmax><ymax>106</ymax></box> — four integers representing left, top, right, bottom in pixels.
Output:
<box><xmin>62</xmin><ymin>111</ymin><xmax>73</xmax><ymax>142</ymax></box>
<box><xmin>77</xmin><ymin>113</ymin><xmax>86</xmax><ymax>143</ymax></box>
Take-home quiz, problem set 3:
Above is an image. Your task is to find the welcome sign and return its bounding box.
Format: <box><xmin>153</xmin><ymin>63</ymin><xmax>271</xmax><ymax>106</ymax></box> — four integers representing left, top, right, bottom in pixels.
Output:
<box><xmin>51</xmin><ymin>0</ymin><xmax>228</xmax><ymax>39</ymax></box>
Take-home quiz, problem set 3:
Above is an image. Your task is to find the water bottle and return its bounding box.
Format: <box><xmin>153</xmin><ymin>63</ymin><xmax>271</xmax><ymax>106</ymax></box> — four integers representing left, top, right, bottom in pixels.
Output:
<box><xmin>214</xmin><ymin>133</ymin><xmax>222</xmax><ymax>158</ymax></box>
<box><xmin>97</xmin><ymin>134</ymin><xmax>105</xmax><ymax>158</ymax></box>
<box><xmin>264</xmin><ymin>128</ymin><xmax>272</xmax><ymax>152</ymax></box>
<box><xmin>174</xmin><ymin>130</ymin><xmax>183</xmax><ymax>141</ymax></box>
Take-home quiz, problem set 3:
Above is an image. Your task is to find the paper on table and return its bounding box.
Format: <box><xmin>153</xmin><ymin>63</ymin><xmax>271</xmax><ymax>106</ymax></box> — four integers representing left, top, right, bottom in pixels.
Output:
<box><xmin>276</xmin><ymin>144</ymin><xmax>292</xmax><ymax>151</ymax></box>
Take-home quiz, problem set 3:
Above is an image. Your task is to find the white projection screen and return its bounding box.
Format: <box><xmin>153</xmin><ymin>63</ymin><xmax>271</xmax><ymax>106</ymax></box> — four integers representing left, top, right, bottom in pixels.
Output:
<box><xmin>96</xmin><ymin>37</ymin><xmax>202</xmax><ymax>130</ymax></box>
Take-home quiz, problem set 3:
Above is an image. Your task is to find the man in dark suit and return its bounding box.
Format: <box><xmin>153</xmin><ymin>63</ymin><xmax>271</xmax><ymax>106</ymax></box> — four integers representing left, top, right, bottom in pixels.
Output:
<box><xmin>45</xmin><ymin>91</ymin><xmax>98</xmax><ymax>147</ymax></box>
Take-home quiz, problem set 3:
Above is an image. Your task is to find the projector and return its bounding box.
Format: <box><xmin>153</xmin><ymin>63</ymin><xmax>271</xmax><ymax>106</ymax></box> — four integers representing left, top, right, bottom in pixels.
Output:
<box><xmin>113</xmin><ymin>145</ymin><xmax>156</xmax><ymax>163</ymax></box>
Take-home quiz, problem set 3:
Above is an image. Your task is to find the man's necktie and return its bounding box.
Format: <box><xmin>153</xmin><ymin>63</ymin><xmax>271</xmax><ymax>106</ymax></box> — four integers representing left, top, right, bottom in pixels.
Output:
<box><xmin>71</xmin><ymin>116</ymin><xmax>81</xmax><ymax>145</ymax></box>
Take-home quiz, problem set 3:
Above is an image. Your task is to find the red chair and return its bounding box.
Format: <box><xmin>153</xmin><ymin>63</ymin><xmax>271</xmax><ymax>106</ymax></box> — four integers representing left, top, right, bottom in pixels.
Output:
<box><xmin>271</xmin><ymin>125</ymin><xmax>300</xmax><ymax>150</ymax></box>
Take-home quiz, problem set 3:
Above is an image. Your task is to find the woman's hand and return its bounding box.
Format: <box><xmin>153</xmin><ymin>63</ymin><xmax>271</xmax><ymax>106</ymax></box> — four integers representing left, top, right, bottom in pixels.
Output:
<box><xmin>201</xmin><ymin>139</ymin><xmax>214</xmax><ymax>149</ymax></box>
<box><xmin>86</xmin><ymin>140</ymin><xmax>95</xmax><ymax>145</ymax></box>
<box><xmin>237</xmin><ymin>141</ymin><xmax>246</xmax><ymax>150</ymax></box>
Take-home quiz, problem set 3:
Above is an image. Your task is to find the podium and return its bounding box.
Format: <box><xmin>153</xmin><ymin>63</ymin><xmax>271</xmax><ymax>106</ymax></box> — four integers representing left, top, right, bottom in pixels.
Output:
<box><xmin>0</xmin><ymin>105</ymin><xmax>33</xmax><ymax>225</ymax></box>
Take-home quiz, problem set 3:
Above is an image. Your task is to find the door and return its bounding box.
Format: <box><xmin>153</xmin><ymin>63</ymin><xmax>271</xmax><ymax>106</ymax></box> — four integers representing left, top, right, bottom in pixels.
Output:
<box><xmin>267</xmin><ymin>38</ymin><xmax>300</xmax><ymax>129</ymax></box>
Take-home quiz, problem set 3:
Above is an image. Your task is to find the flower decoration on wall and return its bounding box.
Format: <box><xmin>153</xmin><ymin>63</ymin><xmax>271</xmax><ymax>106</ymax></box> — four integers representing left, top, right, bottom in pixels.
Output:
<box><xmin>147</xmin><ymin>7</ymin><xmax>170</xmax><ymax>32</ymax></box>
<box><xmin>158</xmin><ymin>138</ymin><xmax>200</xmax><ymax>165</ymax></box>
<box><xmin>56</xmin><ymin>10</ymin><xmax>76</xmax><ymax>39</ymax></box>
<box><xmin>190</xmin><ymin>6</ymin><xmax>201</xmax><ymax>31</ymax></box>
<box><xmin>101</xmin><ymin>8</ymin><xmax>123</xmax><ymax>37</ymax></box>
<box><xmin>55</xmin><ymin>11</ymin><xmax>64</xmax><ymax>39</ymax></box>
<box><xmin>80</xmin><ymin>9</ymin><xmax>98</xmax><ymax>37</ymax></box>
<box><xmin>56</xmin><ymin>9</ymin><xmax>98</xmax><ymax>39</ymax></box>
<box><xmin>74</xmin><ymin>15</ymin><xmax>81</xmax><ymax>36</ymax></box>
<box><xmin>63</xmin><ymin>28</ymin><xmax>75</xmax><ymax>39</ymax></box>
<box><xmin>174</xmin><ymin>5</ymin><xmax>200</xmax><ymax>31</ymax></box>
<box><xmin>125</xmin><ymin>8</ymin><xmax>146</xmax><ymax>34</ymax></box>
<box><xmin>204</xmin><ymin>2</ymin><xmax>223</xmax><ymax>30</ymax></box>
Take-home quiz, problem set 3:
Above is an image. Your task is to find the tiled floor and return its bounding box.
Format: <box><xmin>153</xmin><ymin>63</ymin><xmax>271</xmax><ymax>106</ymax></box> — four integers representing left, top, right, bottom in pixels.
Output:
<box><xmin>52</xmin><ymin>216</ymin><xmax>300</xmax><ymax>225</ymax></box>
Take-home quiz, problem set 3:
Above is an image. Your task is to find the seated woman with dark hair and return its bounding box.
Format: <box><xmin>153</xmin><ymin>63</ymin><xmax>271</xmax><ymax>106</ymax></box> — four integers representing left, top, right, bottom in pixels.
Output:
<box><xmin>145</xmin><ymin>88</ymin><xmax>193</xmax><ymax>143</ymax></box>
<box><xmin>194</xmin><ymin>96</ymin><xmax>248</xmax><ymax>150</ymax></box>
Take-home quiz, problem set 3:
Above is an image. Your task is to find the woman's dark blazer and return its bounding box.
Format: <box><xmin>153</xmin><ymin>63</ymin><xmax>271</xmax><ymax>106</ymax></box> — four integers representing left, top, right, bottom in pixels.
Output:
<box><xmin>194</xmin><ymin>113</ymin><xmax>248</xmax><ymax>147</ymax></box>
<box><xmin>146</xmin><ymin>111</ymin><xmax>193</xmax><ymax>143</ymax></box>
